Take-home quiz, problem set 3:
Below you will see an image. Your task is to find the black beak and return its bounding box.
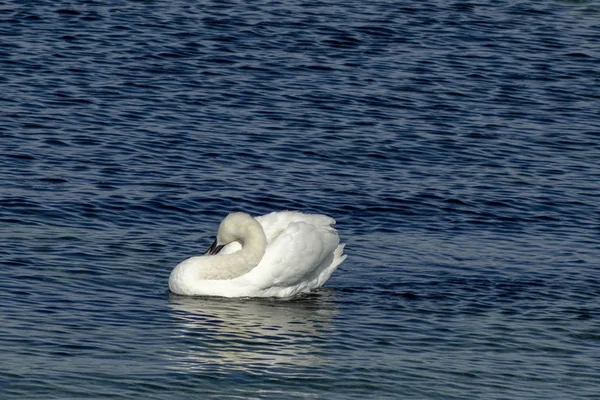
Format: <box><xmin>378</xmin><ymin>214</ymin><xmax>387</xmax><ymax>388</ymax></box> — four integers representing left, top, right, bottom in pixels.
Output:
<box><xmin>205</xmin><ymin>239</ymin><xmax>225</xmax><ymax>255</ymax></box>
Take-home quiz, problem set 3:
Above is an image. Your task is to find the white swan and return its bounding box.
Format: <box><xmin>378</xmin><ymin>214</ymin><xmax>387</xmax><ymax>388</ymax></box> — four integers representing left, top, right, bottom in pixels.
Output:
<box><xmin>168</xmin><ymin>211</ymin><xmax>346</xmax><ymax>298</ymax></box>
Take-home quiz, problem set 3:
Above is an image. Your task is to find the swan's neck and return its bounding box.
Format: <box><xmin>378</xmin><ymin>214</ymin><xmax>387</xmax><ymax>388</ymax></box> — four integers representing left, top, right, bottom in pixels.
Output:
<box><xmin>237</xmin><ymin>224</ymin><xmax>267</xmax><ymax>268</ymax></box>
<box><xmin>205</xmin><ymin>219</ymin><xmax>266</xmax><ymax>280</ymax></box>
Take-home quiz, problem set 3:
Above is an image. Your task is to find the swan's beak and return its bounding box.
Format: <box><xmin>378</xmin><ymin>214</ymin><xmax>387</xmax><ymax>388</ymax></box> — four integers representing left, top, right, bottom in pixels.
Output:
<box><xmin>205</xmin><ymin>239</ymin><xmax>225</xmax><ymax>255</ymax></box>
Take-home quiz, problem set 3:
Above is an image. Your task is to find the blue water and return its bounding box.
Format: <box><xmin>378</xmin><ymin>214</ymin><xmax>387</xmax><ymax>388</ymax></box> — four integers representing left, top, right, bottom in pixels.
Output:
<box><xmin>1</xmin><ymin>0</ymin><xmax>600</xmax><ymax>398</ymax></box>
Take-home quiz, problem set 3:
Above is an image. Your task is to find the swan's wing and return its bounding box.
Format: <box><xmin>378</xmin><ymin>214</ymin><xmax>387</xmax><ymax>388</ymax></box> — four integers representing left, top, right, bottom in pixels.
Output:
<box><xmin>255</xmin><ymin>211</ymin><xmax>336</xmax><ymax>243</ymax></box>
<box><xmin>244</xmin><ymin>221</ymin><xmax>340</xmax><ymax>289</ymax></box>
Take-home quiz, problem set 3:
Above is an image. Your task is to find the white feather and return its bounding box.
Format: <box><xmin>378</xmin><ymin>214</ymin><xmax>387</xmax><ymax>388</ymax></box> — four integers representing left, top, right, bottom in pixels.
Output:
<box><xmin>168</xmin><ymin>211</ymin><xmax>346</xmax><ymax>298</ymax></box>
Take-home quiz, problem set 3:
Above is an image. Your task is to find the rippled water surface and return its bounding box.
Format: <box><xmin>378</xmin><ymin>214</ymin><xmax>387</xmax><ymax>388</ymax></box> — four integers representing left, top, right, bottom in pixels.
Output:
<box><xmin>1</xmin><ymin>0</ymin><xmax>600</xmax><ymax>399</ymax></box>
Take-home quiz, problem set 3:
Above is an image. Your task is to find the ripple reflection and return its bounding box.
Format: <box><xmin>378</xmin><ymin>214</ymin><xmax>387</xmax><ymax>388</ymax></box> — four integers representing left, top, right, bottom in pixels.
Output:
<box><xmin>166</xmin><ymin>292</ymin><xmax>337</xmax><ymax>374</ymax></box>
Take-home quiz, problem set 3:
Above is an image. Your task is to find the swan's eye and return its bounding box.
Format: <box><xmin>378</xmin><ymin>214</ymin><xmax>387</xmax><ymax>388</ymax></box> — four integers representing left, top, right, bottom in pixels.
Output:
<box><xmin>205</xmin><ymin>240</ymin><xmax>225</xmax><ymax>255</ymax></box>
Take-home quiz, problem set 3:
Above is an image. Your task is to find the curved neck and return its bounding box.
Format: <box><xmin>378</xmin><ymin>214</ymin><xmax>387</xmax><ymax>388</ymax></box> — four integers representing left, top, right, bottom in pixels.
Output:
<box><xmin>207</xmin><ymin>218</ymin><xmax>266</xmax><ymax>280</ymax></box>
<box><xmin>237</xmin><ymin>221</ymin><xmax>267</xmax><ymax>268</ymax></box>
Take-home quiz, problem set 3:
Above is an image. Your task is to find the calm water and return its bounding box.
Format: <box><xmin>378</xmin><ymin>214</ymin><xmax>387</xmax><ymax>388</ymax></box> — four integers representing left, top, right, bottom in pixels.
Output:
<box><xmin>1</xmin><ymin>0</ymin><xmax>600</xmax><ymax>398</ymax></box>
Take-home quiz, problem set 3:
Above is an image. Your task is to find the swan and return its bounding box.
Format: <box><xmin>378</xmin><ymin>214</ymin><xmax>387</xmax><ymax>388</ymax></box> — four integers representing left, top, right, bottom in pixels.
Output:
<box><xmin>168</xmin><ymin>211</ymin><xmax>346</xmax><ymax>298</ymax></box>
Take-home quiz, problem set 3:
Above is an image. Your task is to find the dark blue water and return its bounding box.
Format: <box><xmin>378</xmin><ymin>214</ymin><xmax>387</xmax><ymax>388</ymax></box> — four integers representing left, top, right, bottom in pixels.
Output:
<box><xmin>2</xmin><ymin>1</ymin><xmax>600</xmax><ymax>398</ymax></box>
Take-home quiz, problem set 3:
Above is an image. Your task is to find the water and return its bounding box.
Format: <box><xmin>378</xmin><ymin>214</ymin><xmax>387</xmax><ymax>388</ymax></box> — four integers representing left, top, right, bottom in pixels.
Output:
<box><xmin>1</xmin><ymin>0</ymin><xmax>599</xmax><ymax>398</ymax></box>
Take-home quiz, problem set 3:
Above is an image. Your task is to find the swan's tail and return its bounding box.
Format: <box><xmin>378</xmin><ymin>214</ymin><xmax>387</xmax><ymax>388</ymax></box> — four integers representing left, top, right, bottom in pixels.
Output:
<box><xmin>334</xmin><ymin>243</ymin><xmax>347</xmax><ymax>265</ymax></box>
<box><xmin>314</xmin><ymin>243</ymin><xmax>346</xmax><ymax>287</ymax></box>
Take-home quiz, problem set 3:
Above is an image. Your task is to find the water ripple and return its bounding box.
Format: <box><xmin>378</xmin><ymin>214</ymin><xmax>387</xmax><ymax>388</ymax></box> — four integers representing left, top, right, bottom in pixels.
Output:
<box><xmin>1</xmin><ymin>0</ymin><xmax>600</xmax><ymax>399</ymax></box>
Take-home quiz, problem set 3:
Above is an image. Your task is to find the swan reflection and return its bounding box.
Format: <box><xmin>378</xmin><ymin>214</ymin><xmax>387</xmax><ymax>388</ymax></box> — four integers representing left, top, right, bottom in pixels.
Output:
<box><xmin>166</xmin><ymin>291</ymin><xmax>337</xmax><ymax>373</ymax></box>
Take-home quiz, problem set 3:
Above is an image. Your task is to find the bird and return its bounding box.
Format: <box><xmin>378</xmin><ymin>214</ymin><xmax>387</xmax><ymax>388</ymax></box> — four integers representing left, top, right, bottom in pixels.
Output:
<box><xmin>168</xmin><ymin>211</ymin><xmax>346</xmax><ymax>298</ymax></box>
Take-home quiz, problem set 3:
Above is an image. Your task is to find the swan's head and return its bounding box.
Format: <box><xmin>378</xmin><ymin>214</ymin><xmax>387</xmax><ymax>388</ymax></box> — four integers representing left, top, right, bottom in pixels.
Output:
<box><xmin>205</xmin><ymin>212</ymin><xmax>257</xmax><ymax>255</ymax></box>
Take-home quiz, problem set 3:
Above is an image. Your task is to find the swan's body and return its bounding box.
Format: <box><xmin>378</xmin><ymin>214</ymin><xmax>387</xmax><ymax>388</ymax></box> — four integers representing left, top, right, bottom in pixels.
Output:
<box><xmin>168</xmin><ymin>211</ymin><xmax>346</xmax><ymax>298</ymax></box>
